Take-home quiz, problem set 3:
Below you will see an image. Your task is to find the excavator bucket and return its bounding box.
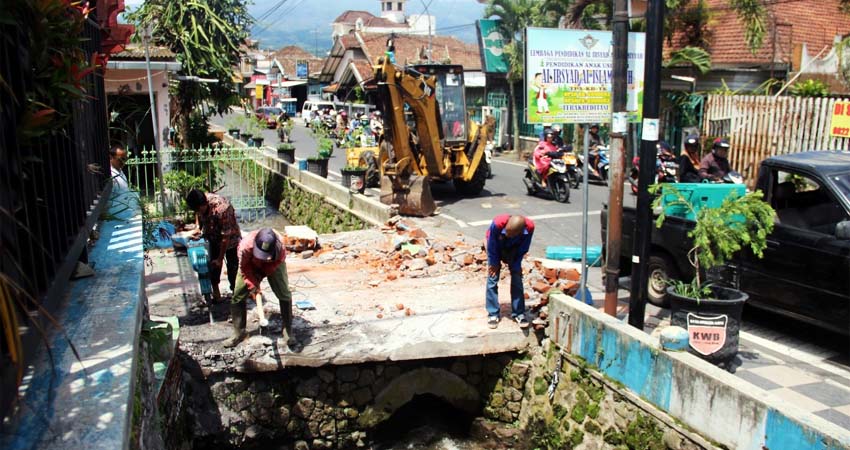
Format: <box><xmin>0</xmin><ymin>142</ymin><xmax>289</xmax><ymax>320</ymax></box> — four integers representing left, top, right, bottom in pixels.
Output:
<box><xmin>380</xmin><ymin>174</ymin><xmax>436</xmax><ymax>217</ymax></box>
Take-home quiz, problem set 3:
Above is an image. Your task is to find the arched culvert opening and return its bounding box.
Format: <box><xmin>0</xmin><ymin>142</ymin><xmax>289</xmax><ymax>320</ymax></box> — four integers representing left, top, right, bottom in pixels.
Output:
<box><xmin>359</xmin><ymin>367</ymin><xmax>481</xmax><ymax>432</ymax></box>
<box><xmin>370</xmin><ymin>393</ymin><xmax>477</xmax><ymax>448</ymax></box>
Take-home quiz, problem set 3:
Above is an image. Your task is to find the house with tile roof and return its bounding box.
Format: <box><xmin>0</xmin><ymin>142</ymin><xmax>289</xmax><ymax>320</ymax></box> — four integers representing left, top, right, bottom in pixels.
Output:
<box><xmin>664</xmin><ymin>0</ymin><xmax>850</xmax><ymax>93</ymax></box>
<box><xmin>318</xmin><ymin>31</ymin><xmax>485</xmax><ymax>106</ymax></box>
<box><xmin>331</xmin><ymin>0</ymin><xmax>434</xmax><ymax>40</ymax></box>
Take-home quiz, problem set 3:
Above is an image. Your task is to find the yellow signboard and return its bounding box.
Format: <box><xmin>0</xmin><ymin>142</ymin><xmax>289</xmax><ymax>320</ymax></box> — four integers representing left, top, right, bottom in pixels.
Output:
<box><xmin>830</xmin><ymin>101</ymin><xmax>850</xmax><ymax>137</ymax></box>
<box><xmin>255</xmin><ymin>85</ymin><xmax>263</xmax><ymax>100</ymax></box>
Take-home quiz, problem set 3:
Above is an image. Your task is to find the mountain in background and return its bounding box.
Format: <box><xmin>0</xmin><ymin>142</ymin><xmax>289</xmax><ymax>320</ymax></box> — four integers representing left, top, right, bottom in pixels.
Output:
<box><xmin>250</xmin><ymin>0</ymin><xmax>487</xmax><ymax>55</ymax></box>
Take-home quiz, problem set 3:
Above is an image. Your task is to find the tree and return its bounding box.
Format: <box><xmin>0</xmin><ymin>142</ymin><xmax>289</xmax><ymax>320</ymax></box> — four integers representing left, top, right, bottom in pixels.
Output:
<box><xmin>484</xmin><ymin>0</ymin><xmax>540</xmax><ymax>157</ymax></box>
<box><xmin>126</xmin><ymin>0</ymin><xmax>251</xmax><ymax>147</ymax></box>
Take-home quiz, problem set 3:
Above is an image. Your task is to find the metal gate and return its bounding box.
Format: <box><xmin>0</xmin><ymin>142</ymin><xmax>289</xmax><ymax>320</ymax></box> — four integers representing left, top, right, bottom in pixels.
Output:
<box><xmin>125</xmin><ymin>146</ymin><xmax>268</xmax><ymax>222</ymax></box>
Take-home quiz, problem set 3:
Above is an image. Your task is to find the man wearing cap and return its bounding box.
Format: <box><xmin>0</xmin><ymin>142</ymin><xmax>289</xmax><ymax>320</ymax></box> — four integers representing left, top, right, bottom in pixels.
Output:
<box><xmin>224</xmin><ymin>227</ymin><xmax>294</xmax><ymax>348</ymax></box>
<box><xmin>679</xmin><ymin>134</ymin><xmax>702</xmax><ymax>183</ymax></box>
<box><xmin>699</xmin><ymin>138</ymin><xmax>732</xmax><ymax>182</ymax></box>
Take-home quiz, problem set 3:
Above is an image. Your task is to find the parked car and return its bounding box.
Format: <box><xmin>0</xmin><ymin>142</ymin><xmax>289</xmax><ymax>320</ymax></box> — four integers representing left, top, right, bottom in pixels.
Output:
<box><xmin>603</xmin><ymin>151</ymin><xmax>850</xmax><ymax>335</ymax></box>
<box><xmin>255</xmin><ymin>106</ymin><xmax>283</xmax><ymax>128</ymax></box>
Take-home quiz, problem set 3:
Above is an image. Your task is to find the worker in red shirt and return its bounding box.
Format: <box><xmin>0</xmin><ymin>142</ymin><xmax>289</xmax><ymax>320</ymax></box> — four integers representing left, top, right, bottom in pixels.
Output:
<box><xmin>224</xmin><ymin>227</ymin><xmax>295</xmax><ymax>348</ymax></box>
<box><xmin>485</xmin><ymin>214</ymin><xmax>534</xmax><ymax>329</ymax></box>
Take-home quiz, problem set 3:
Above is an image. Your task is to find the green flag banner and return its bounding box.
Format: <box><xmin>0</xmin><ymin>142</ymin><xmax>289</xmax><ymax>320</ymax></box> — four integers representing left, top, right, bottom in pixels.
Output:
<box><xmin>477</xmin><ymin>19</ymin><xmax>508</xmax><ymax>74</ymax></box>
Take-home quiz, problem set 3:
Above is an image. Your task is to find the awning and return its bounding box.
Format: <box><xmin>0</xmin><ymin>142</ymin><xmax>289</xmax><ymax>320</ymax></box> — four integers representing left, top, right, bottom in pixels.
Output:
<box><xmin>277</xmin><ymin>80</ymin><xmax>307</xmax><ymax>88</ymax></box>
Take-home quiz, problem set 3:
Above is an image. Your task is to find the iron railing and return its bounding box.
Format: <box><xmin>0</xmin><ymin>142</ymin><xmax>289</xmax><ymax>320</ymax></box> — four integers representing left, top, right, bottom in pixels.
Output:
<box><xmin>0</xmin><ymin>19</ymin><xmax>109</xmax><ymax>302</ymax></box>
<box><xmin>125</xmin><ymin>146</ymin><xmax>269</xmax><ymax>222</ymax></box>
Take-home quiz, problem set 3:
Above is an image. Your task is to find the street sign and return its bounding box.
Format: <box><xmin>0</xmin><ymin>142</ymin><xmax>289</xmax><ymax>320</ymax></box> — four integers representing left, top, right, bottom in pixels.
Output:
<box><xmin>524</xmin><ymin>28</ymin><xmax>645</xmax><ymax>124</ymax></box>
<box><xmin>296</xmin><ymin>60</ymin><xmax>309</xmax><ymax>79</ymax></box>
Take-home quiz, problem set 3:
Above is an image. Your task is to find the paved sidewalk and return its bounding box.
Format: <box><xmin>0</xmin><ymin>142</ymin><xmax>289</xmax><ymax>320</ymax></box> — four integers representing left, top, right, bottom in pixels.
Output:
<box><xmin>589</xmin><ymin>283</ymin><xmax>850</xmax><ymax>431</ymax></box>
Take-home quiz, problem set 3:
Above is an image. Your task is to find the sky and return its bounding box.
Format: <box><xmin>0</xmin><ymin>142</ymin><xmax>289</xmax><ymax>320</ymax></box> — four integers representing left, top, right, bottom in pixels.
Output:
<box><xmin>124</xmin><ymin>0</ymin><xmax>489</xmax><ymax>55</ymax></box>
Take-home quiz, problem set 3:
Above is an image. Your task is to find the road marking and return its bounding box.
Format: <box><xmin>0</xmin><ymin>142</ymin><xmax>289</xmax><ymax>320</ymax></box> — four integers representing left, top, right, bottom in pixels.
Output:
<box><xmin>492</xmin><ymin>159</ymin><xmax>527</xmax><ymax>168</ymax></box>
<box><xmin>739</xmin><ymin>330</ymin><xmax>850</xmax><ymax>383</ymax></box>
<box><xmin>438</xmin><ymin>212</ymin><xmax>469</xmax><ymax>228</ymax></box>
<box><xmin>466</xmin><ymin>210</ymin><xmax>601</xmax><ymax>227</ymax></box>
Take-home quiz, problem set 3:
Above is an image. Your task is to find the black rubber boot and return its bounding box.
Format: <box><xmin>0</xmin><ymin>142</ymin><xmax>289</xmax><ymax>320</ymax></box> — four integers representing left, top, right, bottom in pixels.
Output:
<box><xmin>280</xmin><ymin>300</ymin><xmax>296</xmax><ymax>347</ymax></box>
<box><xmin>223</xmin><ymin>302</ymin><xmax>247</xmax><ymax>348</ymax></box>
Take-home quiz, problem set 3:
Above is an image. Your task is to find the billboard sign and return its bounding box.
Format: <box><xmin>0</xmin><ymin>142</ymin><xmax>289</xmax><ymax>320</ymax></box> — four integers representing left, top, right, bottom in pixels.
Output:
<box><xmin>296</xmin><ymin>60</ymin><xmax>309</xmax><ymax>79</ymax></box>
<box><xmin>525</xmin><ymin>28</ymin><xmax>645</xmax><ymax>124</ymax></box>
<box><xmin>477</xmin><ymin>19</ymin><xmax>509</xmax><ymax>74</ymax></box>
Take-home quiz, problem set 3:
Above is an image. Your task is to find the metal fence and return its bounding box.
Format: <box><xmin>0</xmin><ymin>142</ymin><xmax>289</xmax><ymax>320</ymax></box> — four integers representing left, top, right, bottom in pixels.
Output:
<box><xmin>125</xmin><ymin>146</ymin><xmax>269</xmax><ymax>222</ymax></box>
<box><xmin>701</xmin><ymin>94</ymin><xmax>850</xmax><ymax>183</ymax></box>
<box><xmin>0</xmin><ymin>19</ymin><xmax>110</xmax><ymax>301</ymax></box>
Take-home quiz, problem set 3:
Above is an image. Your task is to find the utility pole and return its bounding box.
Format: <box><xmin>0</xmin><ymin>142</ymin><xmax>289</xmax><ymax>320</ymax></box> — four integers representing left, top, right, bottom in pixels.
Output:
<box><xmin>604</xmin><ymin>0</ymin><xmax>629</xmax><ymax>317</ymax></box>
<box><xmin>142</xmin><ymin>25</ymin><xmax>167</xmax><ymax>216</ymax></box>
<box><xmin>628</xmin><ymin>0</ymin><xmax>665</xmax><ymax>330</ymax></box>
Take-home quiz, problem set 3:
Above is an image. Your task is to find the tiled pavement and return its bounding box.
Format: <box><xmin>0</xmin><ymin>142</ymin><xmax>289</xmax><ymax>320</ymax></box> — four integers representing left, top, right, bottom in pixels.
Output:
<box><xmin>582</xmin><ymin>269</ymin><xmax>850</xmax><ymax>431</ymax></box>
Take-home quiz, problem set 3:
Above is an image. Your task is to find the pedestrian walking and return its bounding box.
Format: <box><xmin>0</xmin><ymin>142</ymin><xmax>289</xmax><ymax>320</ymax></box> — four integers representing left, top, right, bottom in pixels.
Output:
<box><xmin>186</xmin><ymin>189</ymin><xmax>241</xmax><ymax>302</ymax></box>
<box><xmin>224</xmin><ymin>227</ymin><xmax>295</xmax><ymax>348</ymax></box>
<box><xmin>485</xmin><ymin>214</ymin><xmax>534</xmax><ymax>329</ymax></box>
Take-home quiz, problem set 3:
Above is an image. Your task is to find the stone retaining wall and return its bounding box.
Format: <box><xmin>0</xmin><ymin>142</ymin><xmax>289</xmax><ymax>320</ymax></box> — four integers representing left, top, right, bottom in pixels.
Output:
<box><xmin>278</xmin><ymin>177</ymin><xmax>367</xmax><ymax>234</ymax></box>
<box><xmin>183</xmin><ymin>353</ymin><xmax>529</xmax><ymax>449</ymax></box>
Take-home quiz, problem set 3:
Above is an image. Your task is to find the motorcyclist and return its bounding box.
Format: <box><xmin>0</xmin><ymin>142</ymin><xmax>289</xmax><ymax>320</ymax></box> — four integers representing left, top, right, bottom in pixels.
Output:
<box><xmin>551</xmin><ymin>124</ymin><xmax>565</xmax><ymax>148</ymax></box>
<box><xmin>533</xmin><ymin>131</ymin><xmax>560</xmax><ymax>187</ymax></box>
<box><xmin>370</xmin><ymin>111</ymin><xmax>384</xmax><ymax>138</ymax></box>
<box><xmin>277</xmin><ymin>109</ymin><xmax>291</xmax><ymax>142</ymax></box>
<box><xmin>679</xmin><ymin>134</ymin><xmax>702</xmax><ymax>182</ymax></box>
<box><xmin>699</xmin><ymin>137</ymin><xmax>731</xmax><ymax>182</ymax></box>
<box><xmin>336</xmin><ymin>110</ymin><xmax>348</xmax><ymax>134</ymax></box>
<box><xmin>587</xmin><ymin>124</ymin><xmax>602</xmax><ymax>176</ymax></box>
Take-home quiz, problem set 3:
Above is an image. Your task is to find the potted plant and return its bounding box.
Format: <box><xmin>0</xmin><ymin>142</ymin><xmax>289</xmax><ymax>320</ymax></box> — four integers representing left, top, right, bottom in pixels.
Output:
<box><xmin>340</xmin><ymin>165</ymin><xmax>367</xmax><ymax>194</ymax></box>
<box><xmin>225</xmin><ymin>115</ymin><xmax>243</xmax><ymax>140</ymax></box>
<box><xmin>277</xmin><ymin>143</ymin><xmax>296</xmax><ymax>164</ymax></box>
<box><xmin>250</xmin><ymin>117</ymin><xmax>265</xmax><ymax>148</ymax></box>
<box><xmin>650</xmin><ymin>183</ymin><xmax>775</xmax><ymax>364</ymax></box>
<box><xmin>306</xmin><ymin>134</ymin><xmax>333</xmax><ymax>178</ymax></box>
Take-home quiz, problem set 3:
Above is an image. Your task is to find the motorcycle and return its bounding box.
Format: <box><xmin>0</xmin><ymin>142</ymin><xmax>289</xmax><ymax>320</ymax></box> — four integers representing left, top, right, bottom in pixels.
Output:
<box><xmin>523</xmin><ymin>155</ymin><xmax>570</xmax><ymax>203</ymax></box>
<box><xmin>484</xmin><ymin>141</ymin><xmax>494</xmax><ymax>179</ymax></box>
<box><xmin>560</xmin><ymin>147</ymin><xmax>581</xmax><ymax>189</ymax></box>
<box><xmin>628</xmin><ymin>146</ymin><xmax>679</xmax><ymax>194</ymax></box>
<box><xmin>577</xmin><ymin>144</ymin><xmax>610</xmax><ymax>184</ymax></box>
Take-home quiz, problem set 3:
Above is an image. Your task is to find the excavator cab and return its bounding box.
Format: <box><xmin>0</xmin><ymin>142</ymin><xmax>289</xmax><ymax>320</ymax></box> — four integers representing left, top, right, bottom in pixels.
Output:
<box><xmin>411</xmin><ymin>65</ymin><xmax>468</xmax><ymax>144</ymax></box>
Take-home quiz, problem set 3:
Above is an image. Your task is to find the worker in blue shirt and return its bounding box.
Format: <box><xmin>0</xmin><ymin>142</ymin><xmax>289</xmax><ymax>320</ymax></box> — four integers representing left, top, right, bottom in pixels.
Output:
<box><xmin>485</xmin><ymin>214</ymin><xmax>535</xmax><ymax>329</ymax></box>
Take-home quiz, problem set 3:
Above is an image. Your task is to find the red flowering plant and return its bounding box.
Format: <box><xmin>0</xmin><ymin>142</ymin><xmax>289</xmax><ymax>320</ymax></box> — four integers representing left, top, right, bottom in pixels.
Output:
<box><xmin>11</xmin><ymin>0</ymin><xmax>99</xmax><ymax>138</ymax></box>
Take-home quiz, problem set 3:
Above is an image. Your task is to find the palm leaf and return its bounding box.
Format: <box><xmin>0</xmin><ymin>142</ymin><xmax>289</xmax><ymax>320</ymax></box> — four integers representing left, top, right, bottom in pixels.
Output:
<box><xmin>665</xmin><ymin>46</ymin><xmax>712</xmax><ymax>74</ymax></box>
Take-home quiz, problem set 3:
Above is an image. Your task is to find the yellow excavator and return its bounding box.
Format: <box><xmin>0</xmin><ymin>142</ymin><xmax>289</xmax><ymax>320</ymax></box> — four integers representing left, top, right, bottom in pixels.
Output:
<box><xmin>358</xmin><ymin>39</ymin><xmax>489</xmax><ymax>217</ymax></box>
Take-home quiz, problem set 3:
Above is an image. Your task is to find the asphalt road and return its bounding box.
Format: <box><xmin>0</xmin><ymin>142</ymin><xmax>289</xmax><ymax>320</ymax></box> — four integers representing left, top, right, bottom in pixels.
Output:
<box><xmin>216</xmin><ymin>113</ymin><xmax>612</xmax><ymax>258</ymax></box>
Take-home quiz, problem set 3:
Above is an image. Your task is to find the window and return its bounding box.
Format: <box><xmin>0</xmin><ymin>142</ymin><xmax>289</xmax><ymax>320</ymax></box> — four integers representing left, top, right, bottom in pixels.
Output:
<box><xmin>772</xmin><ymin>170</ymin><xmax>849</xmax><ymax>234</ymax></box>
<box><xmin>398</xmin><ymin>2</ymin><xmax>403</xmax><ymax>11</ymax></box>
<box><xmin>387</xmin><ymin>2</ymin><xmax>392</xmax><ymax>10</ymax></box>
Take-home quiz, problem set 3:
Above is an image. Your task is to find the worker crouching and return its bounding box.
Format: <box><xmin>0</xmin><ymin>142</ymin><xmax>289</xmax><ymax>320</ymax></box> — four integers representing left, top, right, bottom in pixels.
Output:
<box><xmin>224</xmin><ymin>227</ymin><xmax>296</xmax><ymax>348</ymax></box>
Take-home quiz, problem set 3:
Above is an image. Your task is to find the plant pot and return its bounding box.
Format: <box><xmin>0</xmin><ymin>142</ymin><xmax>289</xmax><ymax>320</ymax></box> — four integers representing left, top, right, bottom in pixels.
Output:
<box><xmin>306</xmin><ymin>157</ymin><xmax>329</xmax><ymax>178</ymax></box>
<box><xmin>252</xmin><ymin>137</ymin><xmax>265</xmax><ymax>147</ymax></box>
<box><xmin>667</xmin><ymin>285</ymin><xmax>748</xmax><ymax>364</ymax></box>
<box><xmin>340</xmin><ymin>168</ymin><xmax>367</xmax><ymax>194</ymax></box>
<box><xmin>228</xmin><ymin>129</ymin><xmax>241</xmax><ymax>140</ymax></box>
<box><xmin>277</xmin><ymin>146</ymin><xmax>295</xmax><ymax>164</ymax></box>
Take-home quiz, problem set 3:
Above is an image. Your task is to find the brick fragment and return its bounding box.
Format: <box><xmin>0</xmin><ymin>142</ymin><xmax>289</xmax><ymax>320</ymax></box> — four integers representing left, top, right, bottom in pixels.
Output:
<box><xmin>532</xmin><ymin>281</ymin><xmax>551</xmax><ymax>294</ymax></box>
<box><xmin>463</xmin><ymin>254</ymin><xmax>474</xmax><ymax>266</ymax></box>
<box><xmin>559</xmin><ymin>268</ymin><xmax>581</xmax><ymax>281</ymax></box>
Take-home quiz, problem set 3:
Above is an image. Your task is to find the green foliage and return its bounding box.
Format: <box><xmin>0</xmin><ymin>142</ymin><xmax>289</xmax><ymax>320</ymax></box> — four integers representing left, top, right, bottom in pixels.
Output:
<box><xmin>533</xmin><ymin>376</ymin><xmax>547</xmax><ymax>396</ymax></box>
<box><xmin>156</xmin><ymin>170</ymin><xmax>206</xmax><ymax>220</ymax></box>
<box><xmin>225</xmin><ymin>114</ymin><xmax>246</xmax><ymax>131</ymax></box>
<box><xmin>126</xmin><ymin>0</ymin><xmax>252</xmax><ymax>144</ymax></box>
<box><xmin>664</xmin><ymin>47</ymin><xmax>712</xmax><ymax>74</ymax></box>
<box><xmin>528</xmin><ymin>416</ymin><xmax>565</xmax><ymax>450</ymax></box>
<box><xmin>352</xmin><ymin>85</ymin><xmax>366</xmax><ymax>104</ymax></box>
<box><xmin>729</xmin><ymin>0</ymin><xmax>768</xmax><ymax>54</ymax></box>
<box><xmin>623</xmin><ymin>413</ymin><xmax>665</xmax><ymax>450</ymax></box>
<box><xmin>186</xmin><ymin>112</ymin><xmax>216</xmax><ymax>148</ymax></box>
<box><xmin>665</xmin><ymin>0</ymin><xmax>714</xmax><ymax>49</ymax></box>
<box><xmin>650</xmin><ymin>183</ymin><xmax>775</xmax><ymax>298</ymax></box>
<box><xmin>665</xmin><ymin>91</ymin><xmax>702</xmax><ymax>127</ymax></box>
<box><xmin>788</xmin><ymin>79</ymin><xmax>830</xmax><ymax>97</ymax></box>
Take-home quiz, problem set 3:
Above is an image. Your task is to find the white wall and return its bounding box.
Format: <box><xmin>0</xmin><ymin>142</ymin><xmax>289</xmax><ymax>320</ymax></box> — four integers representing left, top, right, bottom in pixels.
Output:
<box><xmin>104</xmin><ymin>68</ymin><xmax>171</xmax><ymax>151</ymax></box>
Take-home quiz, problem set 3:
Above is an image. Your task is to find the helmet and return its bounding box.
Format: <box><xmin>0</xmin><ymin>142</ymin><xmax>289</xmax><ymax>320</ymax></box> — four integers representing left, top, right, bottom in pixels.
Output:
<box><xmin>656</xmin><ymin>140</ymin><xmax>672</xmax><ymax>152</ymax></box>
<box><xmin>330</xmin><ymin>110</ymin><xmax>338</xmax><ymax>117</ymax></box>
<box><xmin>340</xmin><ymin>110</ymin><xmax>347</xmax><ymax>117</ymax></box>
<box><xmin>712</xmin><ymin>137</ymin><xmax>730</xmax><ymax>150</ymax></box>
<box><xmin>373</xmin><ymin>111</ymin><xmax>382</xmax><ymax>117</ymax></box>
<box><xmin>544</xmin><ymin>131</ymin><xmax>554</xmax><ymax>139</ymax></box>
<box><xmin>684</xmin><ymin>134</ymin><xmax>700</xmax><ymax>147</ymax></box>
<box><xmin>589</xmin><ymin>124</ymin><xmax>599</xmax><ymax>129</ymax></box>
<box><xmin>552</xmin><ymin>124</ymin><xmax>562</xmax><ymax>132</ymax></box>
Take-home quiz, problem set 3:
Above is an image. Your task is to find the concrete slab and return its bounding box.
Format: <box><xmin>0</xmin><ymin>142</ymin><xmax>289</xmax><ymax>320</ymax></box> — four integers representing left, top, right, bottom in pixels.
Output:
<box><xmin>146</xmin><ymin>228</ymin><xmax>535</xmax><ymax>373</ymax></box>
